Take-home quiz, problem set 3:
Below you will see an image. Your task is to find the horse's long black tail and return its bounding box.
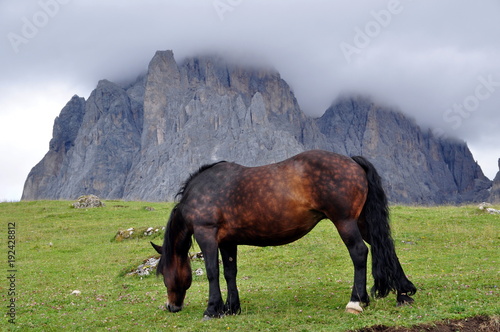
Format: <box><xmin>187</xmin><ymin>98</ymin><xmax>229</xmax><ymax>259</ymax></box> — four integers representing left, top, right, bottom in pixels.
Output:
<box><xmin>351</xmin><ymin>156</ymin><xmax>416</xmax><ymax>298</ymax></box>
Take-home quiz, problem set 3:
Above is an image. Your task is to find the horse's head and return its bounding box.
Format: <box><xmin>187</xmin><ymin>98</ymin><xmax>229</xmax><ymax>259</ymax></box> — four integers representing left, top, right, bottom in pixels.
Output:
<box><xmin>151</xmin><ymin>241</ymin><xmax>192</xmax><ymax>313</ymax></box>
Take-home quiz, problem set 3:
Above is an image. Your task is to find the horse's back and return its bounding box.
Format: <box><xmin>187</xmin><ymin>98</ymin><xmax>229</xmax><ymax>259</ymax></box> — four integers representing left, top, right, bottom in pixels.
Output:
<box><xmin>178</xmin><ymin>150</ymin><xmax>368</xmax><ymax>245</ymax></box>
<box><xmin>291</xmin><ymin>150</ymin><xmax>368</xmax><ymax>200</ymax></box>
<box><xmin>181</xmin><ymin>150</ymin><xmax>366</xmax><ymax>210</ymax></box>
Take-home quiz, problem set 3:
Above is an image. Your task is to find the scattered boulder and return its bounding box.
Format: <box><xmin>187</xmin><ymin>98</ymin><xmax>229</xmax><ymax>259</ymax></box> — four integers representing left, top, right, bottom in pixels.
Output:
<box><xmin>486</xmin><ymin>208</ymin><xmax>500</xmax><ymax>215</ymax></box>
<box><xmin>126</xmin><ymin>251</ymin><xmax>204</xmax><ymax>277</ymax></box>
<box><xmin>479</xmin><ymin>202</ymin><xmax>492</xmax><ymax>210</ymax></box>
<box><xmin>478</xmin><ymin>202</ymin><xmax>500</xmax><ymax>214</ymax></box>
<box><xmin>72</xmin><ymin>195</ymin><xmax>105</xmax><ymax>208</ymax></box>
<box><xmin>126</xmin><ymin>256</ymin><xmax>160</xmax><ymax>277</ymax></box>
<box><xmin>114</xmin><ymin>226</ymin><xmax>164</xmax><ymax>242</ymax></box>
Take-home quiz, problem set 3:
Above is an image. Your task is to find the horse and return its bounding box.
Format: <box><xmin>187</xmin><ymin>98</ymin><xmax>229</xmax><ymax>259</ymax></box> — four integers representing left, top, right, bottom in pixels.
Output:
<box><xmin>151</xmin><ymin>150</ymin><xmax>416</xmax><ymax>318</ymax></box>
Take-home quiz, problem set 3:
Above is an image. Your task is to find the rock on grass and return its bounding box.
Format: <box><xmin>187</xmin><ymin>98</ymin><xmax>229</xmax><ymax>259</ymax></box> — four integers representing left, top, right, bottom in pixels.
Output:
<box><xmin>72</xmin><ymin>195</ymin><xmax>105</xmax><ymax>208</ymax></box>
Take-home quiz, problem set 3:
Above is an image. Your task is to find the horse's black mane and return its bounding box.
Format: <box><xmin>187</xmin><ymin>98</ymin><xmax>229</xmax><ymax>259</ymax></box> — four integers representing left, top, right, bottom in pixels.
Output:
<box><xmin>175</xmin><ymin>161</ymin><xmax>226</xmax><ymax>200</ymax></box>
<box><xmin>156</xmin><ymin>161</ymin><xmax>226</xmax><ymax>277</ymax></box>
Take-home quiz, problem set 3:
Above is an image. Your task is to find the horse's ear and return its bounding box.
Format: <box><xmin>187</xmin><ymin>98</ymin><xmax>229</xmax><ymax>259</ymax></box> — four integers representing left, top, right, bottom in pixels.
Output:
<box><xmin>151</xmin><ymin>241</ymin><xmax>162</xmax><ymax>255</ymax></box>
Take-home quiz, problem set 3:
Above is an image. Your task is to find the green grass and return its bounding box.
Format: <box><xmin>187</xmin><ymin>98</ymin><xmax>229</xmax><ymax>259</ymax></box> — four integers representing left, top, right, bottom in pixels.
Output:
<box><xmin>1</xmin><ymin>201</ymin><xmax>499</xmax><ymax>331</ymax></box>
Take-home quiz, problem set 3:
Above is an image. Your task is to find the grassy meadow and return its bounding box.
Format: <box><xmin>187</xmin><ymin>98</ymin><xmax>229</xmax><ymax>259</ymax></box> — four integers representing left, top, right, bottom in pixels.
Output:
<box><xmin>0</xmin><ymin>201</ymin><xmax>499</xmax><ymax>331</ymax></box>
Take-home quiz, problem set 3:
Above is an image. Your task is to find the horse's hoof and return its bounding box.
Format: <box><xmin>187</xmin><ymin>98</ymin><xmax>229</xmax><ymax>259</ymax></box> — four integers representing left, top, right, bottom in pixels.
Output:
<box><xmin>397</xmin><ymin>294</ymin><xmax>414</xmax><ymax>307</ymax></box>
<box><xmin>345</xmin><ymin>301</ymin><xmax>363</xmax><ymax>314</ymax></box>
<box><xmin>345</xmin><ymin>307</ymin><xmax>363</xmax><ymax>314</ymax></box>
<box><xmin>397</xmin><ymin>299</ymin><xmax>414</xmax><ymax>307</ymax></box>
<box><xmin>224</xmin><ymin>307</ymin><xmax>241</xmax><ymax>315</ymax></box>
<box><xmin>202</xmin><ymin>313</ymin><xmax>225</xmax><ymax>321</ymax></box>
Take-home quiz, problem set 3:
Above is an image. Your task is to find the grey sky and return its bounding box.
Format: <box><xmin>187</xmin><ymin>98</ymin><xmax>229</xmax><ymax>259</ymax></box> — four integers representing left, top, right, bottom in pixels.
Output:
<box><xmin>1</xmin><ymin>0</ymin><xmax>499</xmax><ymax>201</ymax></box>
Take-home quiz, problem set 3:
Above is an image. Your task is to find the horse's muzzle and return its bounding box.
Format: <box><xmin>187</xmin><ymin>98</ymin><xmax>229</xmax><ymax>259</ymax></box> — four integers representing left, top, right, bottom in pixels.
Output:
<box><xmin>166</xmin><ymin>303</ymin><xmax>183</xmax><ymax>313</ymax></box>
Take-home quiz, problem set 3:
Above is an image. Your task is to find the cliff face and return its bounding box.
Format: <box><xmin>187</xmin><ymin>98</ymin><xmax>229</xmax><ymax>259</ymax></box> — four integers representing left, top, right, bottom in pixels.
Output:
<box><xmin>22</xmin><ymin>50</ymin><xmax>493</xmax><ymax>204</ymax></box>
<box><xmin>22</xmin><ymin>79</ymin><xmax>144</xmax><ymax>200</ymax></box>
<box><xmin>122</xmin><ymin>51</ymin><xmax>308</xmax><ymax>200</ymax></box>
<box><xmin>22</xmin><ymin>95</ymin><xmax>86</xmax><ymax>200</ymax></box>
<box><xmin>489</xmin><ymin>159</ymin><xmax>500</xmax><ymax>203</ymax></box>
<box><xmin>315</xmin><ymin>96</ymin><xmax>491</xmax><ymax>204</ymax></box>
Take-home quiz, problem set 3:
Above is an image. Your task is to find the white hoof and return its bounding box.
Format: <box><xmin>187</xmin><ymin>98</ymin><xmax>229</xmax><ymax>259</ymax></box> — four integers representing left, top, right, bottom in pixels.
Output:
<box><xmin>345</xmin><ymin>301</ymin><xmax>363</xmax><ymax>314</ymax></box>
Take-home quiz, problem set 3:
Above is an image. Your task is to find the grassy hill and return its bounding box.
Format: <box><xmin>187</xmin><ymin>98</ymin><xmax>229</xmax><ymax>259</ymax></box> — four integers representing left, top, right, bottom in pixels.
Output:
<box><xmin>1</xmin><ymin>201</ymin><xmax>498</xmax><ymax>331</ymax></box>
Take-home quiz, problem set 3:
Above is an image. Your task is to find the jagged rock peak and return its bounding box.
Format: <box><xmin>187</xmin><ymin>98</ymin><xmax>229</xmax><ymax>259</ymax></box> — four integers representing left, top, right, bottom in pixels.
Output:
<box><xmin>49</xmin><ymin>95</ymin><xmax>85</xmax><ymax>153</ymax></box>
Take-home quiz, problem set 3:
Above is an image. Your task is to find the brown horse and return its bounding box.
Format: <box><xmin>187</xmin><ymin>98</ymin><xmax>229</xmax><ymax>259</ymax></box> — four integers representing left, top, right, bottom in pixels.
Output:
<box><xmin>151</xmin><ymin>150</ymin><xmax>416</xmax><ymax>318</ymax></box>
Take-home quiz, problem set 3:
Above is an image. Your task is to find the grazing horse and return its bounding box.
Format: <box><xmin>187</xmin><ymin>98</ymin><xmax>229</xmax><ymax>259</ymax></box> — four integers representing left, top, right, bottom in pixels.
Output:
<box><xmin>151</xmin><ymin>150</ymin><xmax>416</xmax><ymax>318</ymax></box>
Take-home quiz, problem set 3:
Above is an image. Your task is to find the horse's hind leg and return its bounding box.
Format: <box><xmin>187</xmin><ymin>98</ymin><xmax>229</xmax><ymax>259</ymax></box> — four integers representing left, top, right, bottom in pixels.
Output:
<box><xmin>332</xmin><ymin>218</ymin><xmax>369</xmax><ymax>314</ymax></box>
<box><xmin>220</xmin><ymin>244</ymin><xmax>241</xmax><ymax>315</ymax></box>
<box><xmin>357</xmin><ymin>218</ymin><xmax>415</xmax><ymax>306</ymax></box>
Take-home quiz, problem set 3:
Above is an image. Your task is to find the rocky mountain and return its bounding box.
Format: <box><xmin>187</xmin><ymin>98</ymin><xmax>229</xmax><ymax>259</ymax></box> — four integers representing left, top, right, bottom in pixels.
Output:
<box><xmin>22</xmin><ymin>50</ymin><xmax>494</xmax><ymax>204</ymax></box>
<box><xmin>489</xmin><ymin>159</ymin><xmax>500</xmax><ymax>203</ymax></box>
<box><xmin>315</xmin><ymin>96</ymin><xmax>492</xmax><ymax>204</ymax></box>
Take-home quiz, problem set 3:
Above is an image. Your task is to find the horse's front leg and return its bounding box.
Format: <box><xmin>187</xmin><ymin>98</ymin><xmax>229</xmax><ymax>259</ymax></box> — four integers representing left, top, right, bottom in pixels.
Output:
<box><xmin>195</xmin><ymin>230</ymin><xmax>224</xmax><ymax>318</ymax></box>
<box><xmin>220</xmin><ymin>244</ymin><xmax>241</xmax><ymax>315</ymax></box>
